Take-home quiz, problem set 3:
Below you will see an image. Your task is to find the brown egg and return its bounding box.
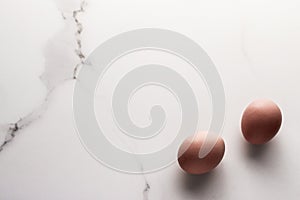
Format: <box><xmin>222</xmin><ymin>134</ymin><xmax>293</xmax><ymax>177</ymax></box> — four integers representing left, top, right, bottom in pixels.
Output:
<box><xmin>177</xmin><ymin>132</ymin><xmax>225</xmax><ymax>175</ymax></box>
<box><xmin>241</xmin><ymin>99</ymin><xmax>282</xmax><ymax>144</ymax></box>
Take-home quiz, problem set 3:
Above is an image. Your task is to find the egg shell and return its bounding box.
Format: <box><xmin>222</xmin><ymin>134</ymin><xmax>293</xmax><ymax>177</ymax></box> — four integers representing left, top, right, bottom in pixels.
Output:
<box><xmin>177</xmin><ymin>132</ymin><xmax>225</xmax><ymax>175</ymax></box>
<box><xmin>241</xmin><ymin>99</ymin><xmax>282</xmax><ymax>144</ymax></box>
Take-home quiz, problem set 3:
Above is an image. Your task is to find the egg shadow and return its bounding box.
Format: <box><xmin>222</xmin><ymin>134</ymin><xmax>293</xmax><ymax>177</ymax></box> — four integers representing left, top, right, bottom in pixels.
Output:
<box><xmin>242</xmin><ymin>138</ymin><xmax>280</xmax><ymax>167</ymax></box>
<box><xmin>246</xmin><ymin>142</ymin><xmax>272</xmax><ymax>159</ymax></box>
<box><xmin>179</xmin><ymin>168</ymin><xmax>224</xmax><ymax>194</ymax></box>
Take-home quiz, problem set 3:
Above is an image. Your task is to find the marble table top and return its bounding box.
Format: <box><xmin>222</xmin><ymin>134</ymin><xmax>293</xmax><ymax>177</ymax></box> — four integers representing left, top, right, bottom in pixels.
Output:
<box><xmin>0</xmin><ymin>0</ymin><xmax>299</xmax><ymax>199</ymax></box>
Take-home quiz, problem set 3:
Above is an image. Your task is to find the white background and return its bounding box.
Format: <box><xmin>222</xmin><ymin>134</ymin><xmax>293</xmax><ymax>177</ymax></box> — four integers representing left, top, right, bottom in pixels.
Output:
<box><xmin>0</xmin><ymin>0</ymin><xmax>299</xmax><ymax>199</ymax></box>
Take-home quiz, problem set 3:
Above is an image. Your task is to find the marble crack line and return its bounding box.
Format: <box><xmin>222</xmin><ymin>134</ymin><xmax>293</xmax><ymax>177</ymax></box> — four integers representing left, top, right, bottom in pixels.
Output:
<box><xmin>72</xmin><ymin>0</ymin><xmax>87</xmax><ymax>79</ymax></box>
<box><xmin>0</xmin><ymin>123</ymin><xmax>20</xmax><ymax>152</ymax></box>
<box><xmin>0</xmin><ymin>1</ymin><xmax>88</xmax><ymax>152</ymax></box>
<box><xmin>143</xmin><ymin>181</ymin><xmax>151</xmax><ymax>200</ymax></box>
<box><xmin>140</xmin><ymin>165</ymin><xmax>151</xmax><ymax>200</ymax></box>
<box><xmin>0</xmin><ymin>90</ymin><xmax>53</xmax><ymax>152</ymax></box>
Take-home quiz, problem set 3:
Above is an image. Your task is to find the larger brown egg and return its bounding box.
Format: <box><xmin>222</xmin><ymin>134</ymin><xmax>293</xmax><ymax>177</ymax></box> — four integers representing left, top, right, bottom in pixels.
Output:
<box><xmin>177</xmin><ymin>132</ymin><xmax>225</xmax><ymax>175</ymax></box>
<box><xmin>241</xmin><ymin>99</ymin><xmax>282</xmax><ymax>144</ymax></box>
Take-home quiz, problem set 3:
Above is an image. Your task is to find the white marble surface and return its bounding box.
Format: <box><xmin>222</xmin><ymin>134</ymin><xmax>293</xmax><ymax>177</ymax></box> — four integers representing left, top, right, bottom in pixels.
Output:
<box><xmin>0</xmin><ymin>0</ymin><xmax>300</xmax><ymax>199</ymax></box>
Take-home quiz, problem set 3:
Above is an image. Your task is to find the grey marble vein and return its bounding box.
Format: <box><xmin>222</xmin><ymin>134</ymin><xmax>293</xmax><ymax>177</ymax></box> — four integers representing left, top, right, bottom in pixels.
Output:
<box><xmin>143</xmin><ymin>181</ymin><xmax>151</xmax><ymax>200</ymax></box>
<box><xmin>0</xmin><ymin>2</ymin><xmax>152</xmax><ymax>198</ymax></box>
<box><xmin>0</xmin><ymin>91</ymin><xmax>52</xmax><ymax>152</ymax></box>
<box><xmin>72</xmin><ymin>0</ymin><xmax>87</xmax><ymax>79</ymax></box>
<box><xmin>0</xmin><ymin>0</ymin><xmax>88</xmax><ymax>152</ymax></box>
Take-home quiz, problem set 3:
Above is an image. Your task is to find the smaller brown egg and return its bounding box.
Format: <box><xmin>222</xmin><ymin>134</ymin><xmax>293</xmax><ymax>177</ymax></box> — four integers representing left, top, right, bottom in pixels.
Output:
<box><xmin>177</xmin><ymin>132</ymin><xmax>225</xmax><ymax>175</ymax></box>
<box><xmin>241</xmin><ymin>99</ymin><xmax>282</xmax><ymax>144</ymax></box>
